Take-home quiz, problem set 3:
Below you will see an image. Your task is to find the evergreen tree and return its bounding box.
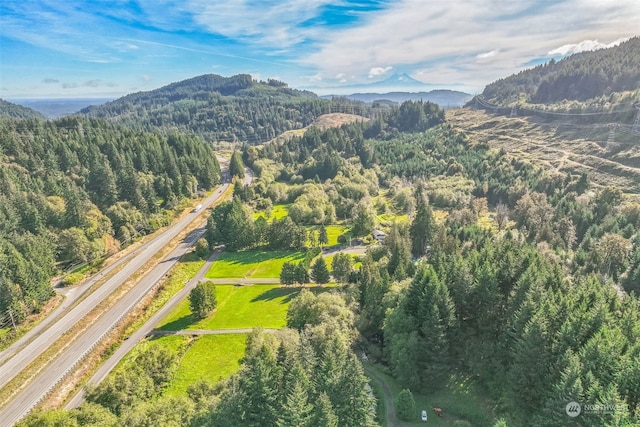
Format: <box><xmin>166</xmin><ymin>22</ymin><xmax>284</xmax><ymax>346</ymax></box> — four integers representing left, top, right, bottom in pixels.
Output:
<box><xmin>280</xmin><ymin>261</ymin><xmax>297</xmax><ymax>285</ymax></box>
<box><xmin>331</xmin><ymin>252</ymin><xmax>353</xmax><ymax>284</ymax></box>
<box><xmin>310</xmin><ymin>257</ymin><xmax>330</xmax><ymax>284</ymax></box>
<box><xmin>395</xmin><ymin>389</ymin><xmax>416</xmax><ymax>421</ymax></box>
<box><xmin>276</xmin><ymin>380</ymin><xmax>313</xmax><ymax>427</ymax></box>
<box><xmin>313</xmin><ymin>392</ymin><xmax>338</xmax><ymax>427</ymax></box>
<box><xmin>319</xmin><ymin>224</ymin><xmax>329</xmax><ymax>247</ymax></box>
<box><xmin>294</xmin><ymin>263</ymin><xmax>310</xmax><ymax>285</ymax></box>
<box><xmin>410</xmin><ymin>183</ymin><xmax>435</xmax><ymax>256</ymax></box>
<box><xmin>230</xmin><ymin>150</ymin><xmax>245</xmax><ymax>179</ymax></box>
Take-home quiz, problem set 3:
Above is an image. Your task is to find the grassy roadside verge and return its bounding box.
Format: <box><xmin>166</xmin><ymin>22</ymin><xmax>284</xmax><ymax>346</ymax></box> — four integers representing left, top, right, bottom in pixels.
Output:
<box><xmin>0</xmin><ymin>185</ymin><xmax>232</xmax><ymax>411</ymax></box>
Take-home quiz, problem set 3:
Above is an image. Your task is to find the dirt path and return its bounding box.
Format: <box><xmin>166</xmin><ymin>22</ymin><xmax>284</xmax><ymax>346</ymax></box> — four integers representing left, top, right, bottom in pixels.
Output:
<box><xmin>362</xmin><ymin>362</ymin><xmax>413</xmax><ymax>427</ymax></box>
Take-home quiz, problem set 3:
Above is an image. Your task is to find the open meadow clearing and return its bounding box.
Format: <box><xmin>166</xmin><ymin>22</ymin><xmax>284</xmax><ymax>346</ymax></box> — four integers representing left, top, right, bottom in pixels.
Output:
<box><xmin>253</xmin><ymin>203</ymin><xmax>290</xmax><ymax>221</ymax></box>
<box><xmin>164</xmin><ymin>334</ymin><xmax>247</xmax><ymax>396</ymax></box>
<box><xmin>157</xmin><ymin>284</ymin><xmax>301</xmax><ymax>331</ymax></box>
<box><xmin>205</xmin><ymin>250</ymin><xmax>305</xmax><ymax>279</ymax></box>
<box><xmin>364</xmin><ymin>362</ymin><xmax>496</xmax><ymax>427</ymax></box>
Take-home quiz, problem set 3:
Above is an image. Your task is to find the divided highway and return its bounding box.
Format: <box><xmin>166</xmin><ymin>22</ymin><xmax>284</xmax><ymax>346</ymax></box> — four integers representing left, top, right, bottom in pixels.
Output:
<box><xmin>0</xmin><ymin>181</ymin><xmax>230</xmax><ymax>425</ymax></box>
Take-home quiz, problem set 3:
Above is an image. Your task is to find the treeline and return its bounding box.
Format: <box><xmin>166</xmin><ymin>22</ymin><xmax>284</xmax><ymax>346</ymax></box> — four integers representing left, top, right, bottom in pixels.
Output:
<box><xmin>482</xmin><ymin>37</ymin><xmax>640</xmax><ymax>105</ymax></box>
<box><xmin>0</xmin><ymin>116</ymin><xmax>220</xmax><ymax>327</ymax></box>
<box><xmin>81</xmin><ymin>74</ymin><xmax>335</xmax><ymax>144</ymax></box>
<box><xmin>357</xmin><ymin>224</ymin><xmax>640</xmax><ymax>425</ymax></box>
<box><xmin>0</xmin><ymin>99</ymin><xmax>45</xmax><ymax>120</ymax></box>
<box><xmin>18</xmin><ymin>291</ymin><xmax>377</xmax><ymax>427</ymax></box>
<box><xmin>235</xmin><ymin>100</ymin><xmax>640</xmax><ymax>423</ymax></box>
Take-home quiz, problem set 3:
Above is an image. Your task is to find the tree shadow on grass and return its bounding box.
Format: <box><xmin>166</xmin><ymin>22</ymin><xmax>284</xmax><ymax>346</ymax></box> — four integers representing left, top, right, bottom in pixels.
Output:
<box><xmin>157</xmin><ymin>313</ymin><xmax>197</xmax><ymax>331</ymax></box>
<box><xmin>251</xmin><ymin>287</ymin><xmax>299</xmax><ymax>303</ymax></box>
<box><xmin>220</xmin><ymin>250</ymin><xmax>305</xmax><ymax>266</ymax></box>
<box><xmin>250</xmin><ymin>286</ymin><xmax>329</xmax><ymax>304</ymax></box>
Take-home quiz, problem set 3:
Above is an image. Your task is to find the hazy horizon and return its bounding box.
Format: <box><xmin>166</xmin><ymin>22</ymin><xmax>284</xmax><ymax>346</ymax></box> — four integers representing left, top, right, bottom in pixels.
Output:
<box><xmin>2</xmin><ymin>1</ymin><xmax>639</xmax><ymax>98</ymax></box>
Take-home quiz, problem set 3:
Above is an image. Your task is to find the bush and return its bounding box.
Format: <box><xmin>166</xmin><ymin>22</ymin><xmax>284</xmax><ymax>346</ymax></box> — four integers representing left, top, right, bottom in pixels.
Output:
<box><xmin>60</xmin><ymin>271</ymin><xmax>84</xmax><ymax>287</ymax></box>
<box><xmin>189</xmin><ymin>282</ymin><xmax>217</xmax><ymax>319</ymax></box>
<box><xmin>395</xmin><ymin>389</ymin><xmax>416</xmax><ymax>421</ymax></box>
<box><xmin>195</xmin><ymin>238</ymin><xmax>210</xmax><ymax>258</ymax></box>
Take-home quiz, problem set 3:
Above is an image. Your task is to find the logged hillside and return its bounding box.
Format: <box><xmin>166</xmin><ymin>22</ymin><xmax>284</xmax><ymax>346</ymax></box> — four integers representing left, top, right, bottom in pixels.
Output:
<box><xmin>460</xmin><ymin>37</ymin><xmax>640</xmax><ymax>196</ymax></box>
<box><xmin>0</xmin><ymin>99</ymin><xmax>46</xmax><ymax>120</ymax></box>
<box><xmin>482</xmin><ymin>37</ymin><xmax>640</xmax><ymax>106</ymax></box>
<box><xmin>0</xmin><ymin>116</ymin><xmax>220</xmax><ymax>330</ymax></box>
<box><xmin>81</xmin><ymin>74</ymin><xmax>366</xmax><ymax>145</ymax></box>
<box><xmin>447</xmin><ymin>108</ymin><xmax>640</xmax><ymax>194</ymax></box>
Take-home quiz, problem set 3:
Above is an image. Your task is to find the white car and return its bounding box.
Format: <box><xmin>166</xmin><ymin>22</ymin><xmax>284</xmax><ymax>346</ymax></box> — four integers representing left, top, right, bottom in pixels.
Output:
<box><xmin>421</xmin><ymin>410</ymin><xmax>428</xmax><ymax>422</ymax></box>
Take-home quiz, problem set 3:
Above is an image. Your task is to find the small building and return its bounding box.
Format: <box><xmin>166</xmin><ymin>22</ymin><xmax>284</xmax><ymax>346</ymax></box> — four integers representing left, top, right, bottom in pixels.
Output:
<box><xmin>372</xmin><ymin>229</ymin><xmax>386</xmax><ymax>243</ymax></box>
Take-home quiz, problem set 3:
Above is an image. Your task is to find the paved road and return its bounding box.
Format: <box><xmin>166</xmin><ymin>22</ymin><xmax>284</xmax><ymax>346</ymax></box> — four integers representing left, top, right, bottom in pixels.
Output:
<box><xmin>65</xmin><ymin>249</ymin><xmax>224</xmax><ymax>409</ymax></box>
<box><xmin>0</xmin><ymin>249</ymin><xmax>139</xmax><ymax>368</ymax></box>
<box><xmin>0</xmin><ymin>181</ymin><xmax>230</xmax><ymax>425</ymax></box>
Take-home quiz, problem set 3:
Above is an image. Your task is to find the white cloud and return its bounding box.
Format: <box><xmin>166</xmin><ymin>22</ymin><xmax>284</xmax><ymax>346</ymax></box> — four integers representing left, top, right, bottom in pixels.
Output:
<box><xmin>548</xmin><ymin>37</ymin><xmax>631</xmax><ymax>57</ymax></box>
<box><xmin>368</xmin><ymin>66</ymin><xmax>393</xmax><ymax>78</ymax></box>
<box><xmin>300</xmin><ymin>0</ymin><xmax>640</xmax><ymax>91</ymax></box>
<box><xmin>476</xmin><ymin>50</ymin><xmax>499</xmax><ymax>60</ymax></box>
<box><xmin>184</xmin><ymin>0</ymin><xmax>335</xmax><ymax>48</ymax></box>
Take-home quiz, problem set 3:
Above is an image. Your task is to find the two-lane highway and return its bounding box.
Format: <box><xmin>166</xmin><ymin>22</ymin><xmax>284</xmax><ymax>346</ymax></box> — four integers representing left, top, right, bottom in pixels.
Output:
<box><xmin>0</xmin><ymin>181</ymin><xmax>230</xmax><ymax>425</ymax></box>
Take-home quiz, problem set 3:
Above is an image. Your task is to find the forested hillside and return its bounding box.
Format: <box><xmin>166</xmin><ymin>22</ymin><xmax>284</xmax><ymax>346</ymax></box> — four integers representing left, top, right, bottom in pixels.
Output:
<box><xmin>226</xmin><ymin>99</ymin><xmax>640</xmax><ymax>425</ymax></box>
<box><xmin>0</xmin><ymin>99</ymin><xmax>46</xmax><ymax>120</ymax></box>
<box><xmin>482</xmin><ymin>37</ymin><xmax>640</xmax><ymax>106</ymax></box>
<box><xmin>0</xmin><ymin>115</ymin><xmax>220</xmax><ymax>331</ymax></box>
<box><xmin>81</xmin><ymin>74</ymin><xmax>341</xmax><ymax>144</ymax></box>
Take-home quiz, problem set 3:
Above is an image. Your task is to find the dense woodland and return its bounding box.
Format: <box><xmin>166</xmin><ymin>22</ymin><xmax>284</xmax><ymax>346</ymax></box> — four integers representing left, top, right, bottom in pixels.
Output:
<box><xmin>9</xmin><ymin>59</ymin><xmax>640</xmax><ymax>425</ymax></box>
<box><xmin>482</xmin><ymin>37</ymin><xmax>640</xmax><ymax>106</ymax></box>
<box><xmin>0</xmin><ymin>115</ymin><xmax>220</xmax><ymax>330</ymax></box>
<box><xmin>0</xmin><ymin>100</ymin><xmax>46</xmax><ymax>120</ymax></box>
<box><xmin>80</xmin><ymin>74</ymin><xmax>350</xmax><ymax>144</ymax></box>
<box><xmin>205</xmin><ymin>99</ymin><xmax>640</xmax><ymax>425</ymax></box>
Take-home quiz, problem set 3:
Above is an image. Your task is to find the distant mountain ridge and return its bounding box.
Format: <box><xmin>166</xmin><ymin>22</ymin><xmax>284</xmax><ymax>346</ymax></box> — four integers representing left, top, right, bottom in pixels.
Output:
<box><xmin>482</xmin><ymin>36</ymin><xmax>640</xmax><ymax>106</ymax></box>
<box><xmin>0</xmin><ymin>99</ymin><xmax>46</xmax><ymax>120</ymax></box>
<box><xmin>9</xmin><ymin>98</ymin><xmax>113</xmax><ymax>119</ymax></box>
<box><xmin>323</xmin><ymin>89</ymin><xmax>472</xmax><ymax>107</ymax></box>
<box><xmin>79</xmin><ymin>74</ymin><xmax>333</xmax><ymax>144</ymax></box>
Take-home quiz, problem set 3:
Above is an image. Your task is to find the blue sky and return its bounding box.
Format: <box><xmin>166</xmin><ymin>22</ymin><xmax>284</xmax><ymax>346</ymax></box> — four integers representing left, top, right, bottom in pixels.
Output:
<box><xmin>1</xmin><ymin>0</ymin><xmax>638</xmax><ymax>98</ymax></box>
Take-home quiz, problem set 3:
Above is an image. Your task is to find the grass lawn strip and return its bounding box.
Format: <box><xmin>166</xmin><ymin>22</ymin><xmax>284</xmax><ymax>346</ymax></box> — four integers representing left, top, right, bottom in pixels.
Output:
<box><xmin>253</xmin><ymin>204</ymin><xmax>290</xmax><ymax>221</ymax></box>
<box><xmin>163</xmin><ymin>334</ymin><xmax>247</xmax><ymax>396</ymax></box>
<box><xmin>157</xmin><ymin>285</ymin><xmax>299</xmax><ymax>331</ymax></box>
<box><xmin>205</xmin><ymin>250</ymin><xmax>304</xmax><ymax>279</ymax></box>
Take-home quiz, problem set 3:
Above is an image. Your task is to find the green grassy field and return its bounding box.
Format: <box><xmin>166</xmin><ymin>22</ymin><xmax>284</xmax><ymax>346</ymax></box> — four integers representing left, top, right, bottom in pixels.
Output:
<box><xmin>253</xmin><ymin>204</ymin><xmax>290</xmax><ymax>221</ymax></box>
<box><xmin>124</xmin><ymin>252</ymin><xmax>205</xmax><ymax>336</ymax></box>
<box><xmin>157</xmin><ymin>284</ymin><xmax>300</xmax><ymax>331</ymax></box>
<box><xmin>323</xmin><ymin>253</ymin><xmax>362</xmax><ymax>272</ymax></box>
<box><xmin>164</xmin><ymin>334</ymin><xmax>247</xmax><ymax>396</ymax></box>
<box><xmin>376</xmin><ymin>212</ymin><xmax>410</xmax><ymax>225</ymax></box>
<box><xmin>364</xmin><ymin>363</ymin><xmax>496</xmax><ymax>427</ymax></box>
<box><xmin>306</xmin><ymin>224</ymin><xmax>350</xmax><ymax>247</ymax></box>
<box><xmin>205</xmin><ymin>250</ymin><xmax>305</xmax><ymax>279</ymax></box>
